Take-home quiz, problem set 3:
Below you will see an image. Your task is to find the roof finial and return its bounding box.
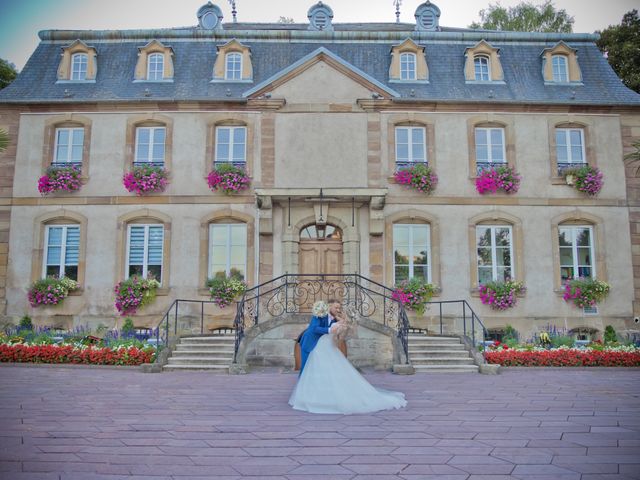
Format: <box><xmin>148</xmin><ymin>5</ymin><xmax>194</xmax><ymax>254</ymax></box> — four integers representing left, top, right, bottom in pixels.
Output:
<box><xmin>227</xmin><ymin>0</ymin><xmax>237</xmax><ymax>22</ymax></box>
<box><xmin>393</xmin><ymin>0</ymin><xmax>402</xmax><ymax>23</ymax></box>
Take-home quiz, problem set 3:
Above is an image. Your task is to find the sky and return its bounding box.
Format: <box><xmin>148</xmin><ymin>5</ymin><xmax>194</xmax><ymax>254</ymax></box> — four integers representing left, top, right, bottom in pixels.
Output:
<box><xmin>0</xmin><ymin>0</ymin><xmax>637</xmax><ymax>71</ymax></box>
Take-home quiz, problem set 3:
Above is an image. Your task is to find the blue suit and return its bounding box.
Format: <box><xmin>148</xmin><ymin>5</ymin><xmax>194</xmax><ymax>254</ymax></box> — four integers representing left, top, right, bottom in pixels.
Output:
<box><xmin>299</xmin><ymin>315</ymin><xmax>336</xmax><ymax>374</ymax></box>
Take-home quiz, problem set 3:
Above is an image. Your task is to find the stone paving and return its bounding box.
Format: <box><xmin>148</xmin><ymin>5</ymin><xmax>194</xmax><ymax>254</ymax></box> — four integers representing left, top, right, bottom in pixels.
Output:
<box><xmin>1</xmin><ymin>365</ymin><xmax>639</xmax><ymax>480</ymax></box>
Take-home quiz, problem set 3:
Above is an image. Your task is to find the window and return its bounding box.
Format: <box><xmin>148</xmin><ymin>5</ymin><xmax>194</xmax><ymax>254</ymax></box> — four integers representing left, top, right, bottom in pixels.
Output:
<box><xmin>393</xmin><ymin>224</ymin><xmax>431</xmax><ymax>283</ymax></box>
<box><xmin>395</xmin><ymin>126</ymin><xmax>426</xmax><ymax>168</ymax></box>
<box><xmin>71</xmin><ymin>53</ymin><xmax>88</xmax><ymax>81</ymax></box>
<box><xmin>475</xmin><ymin>127</ymin><xmax>505</xmax><ymax>173</ymax></box>
<box><xmin>126</xmin><ymin>225</ymin><xmax>164</xmax><ymax>281</ymax></box>
<box><xmin>147</xmin><ymin>53</ymin><xmax>164</xmax><ymax>81</ymax></box>
<box><xmin>559</xmin><ymin>226</ymin><xmax>594</xmax><ymax>283</ymax></box>
<box><xmin>215</xmin><ymin>126</ymin><xmax>246</xmax><ymax>165</ymax></box>
<box><xmin>209</xmin><ymin>224</ymin><xmax>247</xmax><ymax>280</ymax></box>
<box><xmin>53</xmin><ymin>128</ymin><xmax>84</xmax><ymax>165</ymax></box>
<box><xmin>552</xmin><ymin>55</ymin><xmax>569</xmax><ymax>82</ymax></box>
<box><xmin>474</xmin><ymin>55</ymin><xmax>490</xmax><ymax>81</ymax></box>
<box><xmin>556</xmin><ymin>128</ymin><xmax>585</xmax><ymax>173</ymax></box>
<box><xmin>400</xmin><ymin>53</ymin><xmax>416</xmax><ymax>81</ymax></box>
<box><xmin>43</xmin><ymin>225</ymin><xmax>80</xmax><ymax>281</ymax></box>
<box><xmin>476</xmin><ymin>226</ymin><xmax>513</xmax><ymax>284</ymax></box>
<box><xmin>135</xmin><ymin>127</ymin><xmax>165</xmax><ymax>166</ymax></box>
<box><xmin>225</xmin><ymin>53</ymin><xmax>242</xmax><ymax>80</ymax></box>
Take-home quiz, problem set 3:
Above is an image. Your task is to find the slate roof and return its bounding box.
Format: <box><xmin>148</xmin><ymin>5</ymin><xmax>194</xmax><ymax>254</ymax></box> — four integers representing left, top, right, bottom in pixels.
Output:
<box><xmin>1</xmin><ymin>24</ymin><xmax>639</xmax><ymax>106</ymax></box>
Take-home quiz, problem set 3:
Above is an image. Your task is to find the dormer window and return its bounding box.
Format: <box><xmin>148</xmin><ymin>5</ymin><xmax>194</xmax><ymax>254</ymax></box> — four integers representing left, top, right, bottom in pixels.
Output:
<box><xmin>400</xmin><ymin>53</ymin><xmax>417</xmax><ymax>81</ymax></box>
<box><xmin>197</xmin><ymin>2</ymin><xmax>223</xmax><ymax>30</ymax></box>
<box><xmin>307</xmin><ymin>2</ymin><xmax>334</xmax><ymax>31</ymax></box>
<box><xmin>56</xmin><ymin>40</ymin><xmax>97</xmax><ymax>83</ymax></box>
<box><xmin>541</xmin><ymin>42</ymin><xmax>582</xmax><ymax>85</ymax></box>
<box><xmin>147</xmin><ymin>53</ymin><xmax>164</xmax><ymax>81</ymax></box>
<box><xmin>225</xmin><ymin>53</ymin><xmax>242</xmax><ymax>80</ymax></box>
<box><xmin>71</xmin><ymin>53</ymin><xmax>88</xmax><ymax>81</ymax></box>
<box><xmin>414</xmin><ymin>1</ymin><xmax>441</xmax><ymax>32</ymax></box>
<box><xmin>552</xmin><ymin>55</ymin><xmax>569</xmax><ymax>82</ymax></box>
<box><xmin>134</xmin><ymin>40</ymin><xmax>174</xmax><ymax>82</ymax></box>
<box><xmin>474</xmin><ymin>55</ymin><xmax>490</xmax><ymax>81</ymax></box>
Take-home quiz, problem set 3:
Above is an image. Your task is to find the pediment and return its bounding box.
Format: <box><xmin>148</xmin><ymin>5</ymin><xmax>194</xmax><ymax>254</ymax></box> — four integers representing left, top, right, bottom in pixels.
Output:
<box><xmin>244</xmin><ymin>47</ymin><xmax>399</xmax><ymax>101</ymax></box>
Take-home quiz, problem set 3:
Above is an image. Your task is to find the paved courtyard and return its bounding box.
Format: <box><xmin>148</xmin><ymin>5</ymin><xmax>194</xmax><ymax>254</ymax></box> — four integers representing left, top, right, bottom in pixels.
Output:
<box><xmin>0</xmin><ymin>366</ymin><xmax>639</xmax><ymax>480</ymax></box>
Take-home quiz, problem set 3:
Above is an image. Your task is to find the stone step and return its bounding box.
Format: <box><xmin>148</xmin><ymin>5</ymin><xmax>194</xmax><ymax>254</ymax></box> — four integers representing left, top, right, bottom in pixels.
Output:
<box><xmin>172</xmin><ymin>349</ymin><xmax>234</xmax><ymax>356</ymax></box>
<box><xmin>163</xmin><ymin>364</ymin><xmax>229</xmax><ymax>371</ymax></box>
<box><xmin>176</xmin><ymin>344</ymin><xmax>234</xmax><ymax>350</ymax></box>
<box><xmin>411</xmin><ymin>357</ymin><xmax>476</xmax><ymax>365</ymax></box>
<box><xmin>180</xmin><ymin>337</ymin><xmax>234</xmax><ymax>343</ymax></box>
<box><xmin>167</xmin><ymin>357</ymin><xmax>231</xmax><ymax>365</ymax></box>
<box><xmin>408</xmin><ymin>349</ymin><xmax>471</xmax><ymax>357</ymax></box>
<box><xmin>408</xmin><ymin>335</ymin><xmax>460</xmax><ymax>341</ymax></box>
<box><xmin>408</xmin><ymin>343</ymin><xmax>465</xmax><ymax>349</ymax></box>
<box><xmin>413</xmin><ymin>364</ymin><xmax>480</xmax><ymax>373</ymax></box>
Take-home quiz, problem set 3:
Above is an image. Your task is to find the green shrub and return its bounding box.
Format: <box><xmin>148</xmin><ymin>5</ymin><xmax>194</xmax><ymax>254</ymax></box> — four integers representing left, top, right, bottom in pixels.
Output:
<box><xmin>550</xmin><ymin>335</ymin><xmax>575</xmax><ymax>348</ymax></box>
<box><xmin>121</xmin><ymin>317</ymin><xmax>135</xmax><ymax>336</ymax></box>
<box><xmin>19</xmin><ymin>315</ymin><xmax>33</xmax><ymax>330</ymax></box>
<box><xmin>604</xmin><ymin>325</ymin><xmax>617</xmax><ymax>344</ymax></box>
<box><xmin>503</xmin><ymin>324</ymin><xmax>519</xmax><ymax>343</ymax></box>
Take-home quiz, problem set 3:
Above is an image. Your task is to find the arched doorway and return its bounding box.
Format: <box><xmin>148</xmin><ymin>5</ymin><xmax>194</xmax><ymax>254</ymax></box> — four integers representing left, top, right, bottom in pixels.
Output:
<box><xmin>298</xmin><ymin>224</ymin><xmax>343</xmax><ymax>275</ymax></box>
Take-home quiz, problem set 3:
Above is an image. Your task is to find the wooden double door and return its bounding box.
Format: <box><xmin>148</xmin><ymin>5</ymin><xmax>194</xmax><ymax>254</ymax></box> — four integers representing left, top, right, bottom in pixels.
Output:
<box><xmin>298</xmin><ymin>239</ymin><xmax>343</xmax><ymax>275</ymax></box>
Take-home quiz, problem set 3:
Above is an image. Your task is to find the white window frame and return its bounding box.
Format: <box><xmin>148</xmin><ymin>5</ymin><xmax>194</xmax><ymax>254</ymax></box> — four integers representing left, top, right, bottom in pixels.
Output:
<box><xmin>225</xmin><ymin>52</ymin><xmax>242</xmax><ymax>80</ymax></box>
<box><xmin>71</xmin><ymin>53</ymin><xmax>88</xmax><ymax>81</ymax></box>
<box><xmin>552</xmin><ymin>55</ymin><xmax>569</xmax><ymax>82</ymax></box>
<box><xmin>476</xmin><ymin>225</ymin><xmax>514</xmax><ymax>283</ymax></box>
<box><xmin>43</xmin><ymin>225</ymin><xmax>80</xmax><ymax>279</ymax></box>
<box><xmin>147</xmin><ymin>53</ymin><xmax>164</xmax><ymax>81</ymax></box>
<box><xmin>395</xmin><ymin>126</ymin><xmax>427</xmax><ymax>164</ymax></box>
<box><xmin>474</xmin><ymin>55</ymin><xmax>490</xmax><ymax>81</ymax></box>
<box><xmin>400</xmin><ymin>52</ymin><xmax>417</xmax><ymax>81</ymax></box>
<box><xmin>393</xmin><ymin>224</ymin><xmax>431</xmax><ymax>284</ymax></box>
<box><xmin>134</xmin><ymin>126</ymin><xmax>166</xmax><ymax>164</ymax></box>
<box><xmin>556</xmin><ymin>128</ymin><xmax>586</xmax><ymax>165</ymax></box>
<box><xmin>475</xmin><ymin>127</ymin><xmax>506</xmax><ymax>164</ymax></box>
<box><xmin>559</xmin><ymin>225</ymin><xmax>595</xmax><ymax>283</ymax></box>
<box><xmin>208</xmin><ymin>223</ymin><xmax>247</xmax><ymax>279</ymax></box>
<box><xmin>215</xmin><ymin>126</ymin><xmax>247</xmax><ymax>163</ymax></box>
<box><xmin>53</xmin><ymin>127</ymin><xmax>84</xmax><ymax>164</ymax></box>
<box><xmin>125</xmin><ymin>224</ymin><xmax>164</xmax><ymax>282</ymax></box>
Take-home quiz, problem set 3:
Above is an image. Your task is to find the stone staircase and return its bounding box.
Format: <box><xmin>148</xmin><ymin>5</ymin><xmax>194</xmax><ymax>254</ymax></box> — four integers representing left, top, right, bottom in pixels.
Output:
<box><xmin>408</xmin><ymin>333</ymin><xmax>479</xmax><ymax>373</ymax></box>
<box><xmin>163</xmin><ymin>335</ymin><xmax>234</xmax><ymax>372</ymax></box>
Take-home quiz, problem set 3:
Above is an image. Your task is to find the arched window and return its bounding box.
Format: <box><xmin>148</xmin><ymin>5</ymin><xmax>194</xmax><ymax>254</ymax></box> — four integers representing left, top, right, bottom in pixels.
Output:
<box><xmin>400</xmin><ymin>53</ymin><xmax>416</xmax><ymax>81</ymax></box>
<box><xmin>71</xmin><ymin>53</ymin><xmax>88</xmax><ymax>81</ymax></box>
<box><xmin>147</xmin><ymin>53</ymin><xmax>164</xmax><ymax>81</ymax></box>
<box><xmin>225</xmin><ymin>52</ymin><xmax>242</xmax><ymax>80</ymax></box>
<box><xmin>476</xmin><ymin>225</ymin><xmax>513</xmax><ymax>284</ymax></box>
<box><xmin>134</xmin><ymin>124</ymin><xmax>166</xmax><ymax>166</ymax></box>
<box><xmin>552</xmin><ymin>55</ymin><xmax>569</xmax><ymax>82</ymax></box>
<box><xmin>43</xmin><ymin>224</ymin><xmax>80</xmax><ymax>281</ymax></box>
<box><xmin>126</xmin><ymin>224</ymin><xmax>164</xmax><ymax>282</ymax></box>
<box><xmin>209</xmin><ymin>222</ymin><xmax>247</xmax><ymax>280</ymax></box>
<box><xmin>558</xmin><ymin>224</ymin><xmax>595</xmax><ymax>283</ymax></box>
<box><xmin>215</xmin><ymin>125</ymin><xmax>246</xmax><ymax>165</ymax></box>
<box><xmin>393</xmin><ymin>224</ymin><xmax>431</xmax><ymax>283</ymax></box>
<box><xmin>474</xmin><ymin>127</ymin><xmax>505</xmax><ymax>173</ymax></box>
<box><xmin>474</xmin><ymin>55</ymin><xmax>490</xmax><ymax>81</ymax></box>
<box><xmin>300</xmin><ymin>224</ymin><xmax>342</xmax><ymax>240</ymax></box>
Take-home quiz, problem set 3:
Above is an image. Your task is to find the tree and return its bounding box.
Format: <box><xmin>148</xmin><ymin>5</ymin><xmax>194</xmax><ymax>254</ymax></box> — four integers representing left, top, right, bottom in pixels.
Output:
<box><xmin>278</xmin><ymin>16</ymin><xmax>295</xmax><ymax>24</ymax></box>
<box><xmin>597</xmin><ymin>10</ymin><xmax>640</xmax><ymax>94</ymax></box>
<box><xmin>0</xmin><ymin>129</ymin><xmax>8</xmax><ymax>153</ymax></box>
<box><xmin>470</xmin><ymin>1</ymin><xmax>574</xmax><ymax>33</ymax></box>
<box><xmin>0</xmin><ymin>58</ymin><xmax>18</xmax><ymax>90</ymax></box>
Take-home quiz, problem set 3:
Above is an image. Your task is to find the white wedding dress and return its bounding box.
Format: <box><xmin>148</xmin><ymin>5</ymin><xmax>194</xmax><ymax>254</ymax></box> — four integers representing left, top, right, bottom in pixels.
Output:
<box><xmin>289</xmin><ymin>334</ymin><xmax>407</xmax><ymax>414</ymax></box>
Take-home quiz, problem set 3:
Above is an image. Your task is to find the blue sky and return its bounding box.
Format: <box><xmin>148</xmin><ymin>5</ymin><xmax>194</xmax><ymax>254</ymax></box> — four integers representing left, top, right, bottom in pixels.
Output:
<box><xmin>1</xmin><ymin>0</ymin><xmax>637</xmax><ymax>70</ymax></box>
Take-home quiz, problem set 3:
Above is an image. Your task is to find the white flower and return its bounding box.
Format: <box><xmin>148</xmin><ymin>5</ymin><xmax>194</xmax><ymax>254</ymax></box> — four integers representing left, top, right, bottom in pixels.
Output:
<box><xmin>312</xmin><ymin>300</ymin><xmax>329</xmax><ymax>317</ymax></box>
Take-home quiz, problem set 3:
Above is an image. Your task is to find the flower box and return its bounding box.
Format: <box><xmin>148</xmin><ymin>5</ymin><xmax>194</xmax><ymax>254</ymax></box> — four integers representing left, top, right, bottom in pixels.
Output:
<box><xmin>391</xmin><ymin>278</ymin><xmax>437</xmax><ymax>315</ymax></box>
<box><xmin>123</xmin><ymin>165</ymin><xmax>168</xmax><ymax>195</ymax></box>
<box><xmin>114</xmin><ymin>276</ymin><xmax>161</xmax><ymax>316</ymax></box>
<box><xmin>207</xmin><ymin>274</ymin><xmax>247</xmax><ymax>308</ymax></box>
<box><xmin>27</xmin><ymin>277</ymin><xmax>77</xmax><ymax>307</ymax></box>
<box><xmin>479</xmin><ymin>281</ymin><xmax>525</xmax><ymax>310</ymax></box>
<box><xmin>207</xmin><ymin>164</ymin><xmax>251</xmax><ymax>194</ymax></box>
<box><xmin>38</xmin><ymin>165</ymin><xmax>82</xmax><ymax>195</ymax></box>
<box><xmin>562</xmin><ymin>165</ymin><xmax>603</xmax><ymax>196</ymax></box>
<box><xmin>475</xmin><ymin>165</ymin><xmax>521</xmax><ymax>195</ymax></box>
<box><xmin>393</xmin><ymin>163</ymin><xmax>438</xmax><ymax>195</ymax></box>
<box><xmin>563</xmin><ymin>277</ymin><xmax>610</xmax><ymax>308</ymax></box>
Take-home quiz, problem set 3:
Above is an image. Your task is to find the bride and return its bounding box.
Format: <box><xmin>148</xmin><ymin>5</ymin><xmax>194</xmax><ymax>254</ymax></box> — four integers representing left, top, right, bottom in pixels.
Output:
<box><xmin>289</xmin><ymin>300</ymin><xmax>407</xmax><ymax>414</ymax></box>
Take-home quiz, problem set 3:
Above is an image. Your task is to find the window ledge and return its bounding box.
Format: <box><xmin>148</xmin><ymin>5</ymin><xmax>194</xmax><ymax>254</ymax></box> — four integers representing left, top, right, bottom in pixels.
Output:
<box><xmin>133</xmin><ymin>79</ymin><xmax>174</xmax><ymax>83</ymax></box>
<box><xmin>55</xmin><ymin>80</ymin><xmax>96</xmax><ymax>84</ymax></box>
<box><xmin>210</xmin><ymin>78</ymin><xmax>254</xmax><ymax>84</ymax></box>
<box><xmin>198</xmin><ymin>287</ymin><xmax>212</xmax><ymax>297</ymax></box>
<box><xmin>465</xmin><ymin>80</ymin><xmax>506</xmax><ymax>85</ymax></box>
<box><xmin>469</xmin><ymin>287</ymin><xmax>527</xmax><ymax>298</ymax></box>
<box><xmin>389</xmin><ymin>79</ymin><xmax>429</xmax><ymax>84</ymax></box>
<box><xmin>155</xmin><ymin>288</ymin><xmax>170</xmax><ymax>296</ymax></box>
<box><xmin>551</xmin><ymin>176</ymin><xmax>570</xmax><ymax>185</ymax></box>
<box><xmin>68</xmin><ymin>288</ymin><xmax>84</xmax><ymax>296</ymax></box>
<box><xmin>543</xmin><ymin>81</ymin><xmax>584</xmax><ymax>87</ymax></box>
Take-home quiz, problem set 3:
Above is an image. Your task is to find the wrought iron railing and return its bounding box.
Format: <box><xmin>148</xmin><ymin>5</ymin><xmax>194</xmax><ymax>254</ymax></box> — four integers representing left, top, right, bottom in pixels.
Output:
<box><xmin>50</xmin><ymin>161</ymin><xmax>82</xmax><ymax>169</ymax></box>
<box><xmin>233</xmin><ymin>274</ymin><xmax>411</xmax><ymax>363</ymax></box>
<box><xmin>557</xmin><ymin>161</ymin><xmax>587</xmax><ymax>176</ymax></box>
<box><xmin>475</xmin><ymin>161</ymin><xmax>506</xmax><ymax>175</ymax></box>
<box><xmin>213</xmin><ymin>160</ymin><xmax>247</xmax><ymax>170</ymax></box>
<box><xmin>395</xmin><ymin>160</ymin><xmax>428</xmax><ymax>171</ymax></box>
<box><xmin>133</xmin><ymin>161</ymin><xmax>165</xmax><ymax>168</ymax></box>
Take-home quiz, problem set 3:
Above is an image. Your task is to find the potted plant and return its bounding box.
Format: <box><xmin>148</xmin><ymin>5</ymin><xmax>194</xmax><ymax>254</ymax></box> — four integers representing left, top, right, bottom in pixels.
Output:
<box><xmin>391</xmin><ymin>278</ymin><xmax>437</xmax><ymax>315</ymax></box>
<box><xmin>207</xmin><ymin>164</ymin><xmax>251</xmax><ymax>194</ymax></box>
<box><xmin>37</xmin><ymin>165</ymin><xmax>82</xmax><ymax>195</ymax></box>
<box><xmin>475</xmin><ymin>165</ymin><xmax>521</xmax><ymax>195</ymax></box>
<box><xmin>123</xmin><ymin>164</ymin><xmax>169</xmax><ymax>195</ymax></box>
<box><xmin>207</xmin><ymin>272</ymin><xmax>248</xmax><ymax>308</ymax></box>
<box><xmin>27</xmin><ymin>276</ymin><xmax>78</xmax><ymax>307</ymax></box>
<box><xmin>114</xmin><ymin>276</ymin><xmax>161</xmax><ymax>316</ymax></box>
<box><xmin>393</xmin><ymin>163</ymin><xmax>438</xmax><ymax>195</ymax></box>
<box><xmin>563</xmin><ymin>277</ymin><xmax>610</xmax><ymax>308</ymax></box>
<box><xmin>479</xmin><ymin>280</ymin><xmax>525</xmax><ymax>310</ymax></box>
<box><xmin>562</xmin><ymin>165</ymin><xmax>603</xmax><ymax>196</ymax></box>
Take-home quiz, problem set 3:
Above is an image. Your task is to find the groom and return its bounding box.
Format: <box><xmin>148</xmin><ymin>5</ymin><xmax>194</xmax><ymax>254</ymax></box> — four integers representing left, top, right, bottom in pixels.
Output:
<box><xmin>299</xmin><ymin>299</ymin><xmax>342</xmax><ymax>374</ymax></box>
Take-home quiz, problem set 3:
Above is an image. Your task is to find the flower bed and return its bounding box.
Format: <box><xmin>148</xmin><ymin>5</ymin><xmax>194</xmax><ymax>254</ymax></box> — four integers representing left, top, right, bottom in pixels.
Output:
<box><xmin>394</xmin><ymin>163</ymin><xmax>438</xmax><ymax>195</ymax></box>
<box><xmin>114</xmin><ymin>276</ymin><xmax>160</xmax><ymax>316</ymax></box>
<box><xmin>207</xmin><ymin>164</ymin><xmax>251</xmax><ymax>194</ymax></box>
<box><xmin>563</xmin><ymin>165</ymin><xmax>603</xmax><ymax>196</ymax></box>
<box><xmin>484</xmin><ymin>346</ymin><xmax>640</xmax><ymax>367</ymax></box>
<box><xmin>479</xmin><ymin>281</ymin><xmax>525</xmax><ymax>310</ymax></box>
<box><xmin>123</xmin><ymin>165</ymin><xmax>168</xmax><ymax>195</ymax></box>
<box><xmin>38</xmin><ymin>165</ymin><xmax>82</xmax><ymax>195</ymax></box>
<box><xmin>392</xmin><ymin>278</ymin><xmax>437</xmax><ymax>315</ymax></box>
<box><xmin>563</xmin><ymin>278</ymin><xmax>610</xmax><ymax>308</ymax></box>
<box><xmin>27</xmin><ymin>277</ymin><xmax>77</xmax><ymax>307</ymax></box>
<box><xmin>475</xmin><ymin>165</ymin><xmax>521</xmax><ymax>195</ymax></box>
<box><xmin>0</xmin><ymin>343</ymin><xmax>155</xmax><ymax>365</ymax></box>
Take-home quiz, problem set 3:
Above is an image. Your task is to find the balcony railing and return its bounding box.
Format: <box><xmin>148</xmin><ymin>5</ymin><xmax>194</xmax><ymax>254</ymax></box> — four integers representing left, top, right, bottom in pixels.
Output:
<box><xmin>557</xmin><ymin>161</ymin><xmax>587</xmax><ymax>176</ymax></box>
<box><xmin>213</xmin><ymin>160</ymin><xmax>246</xmax><ymax>170</ymax></box>
<box><xmin>395</xmin><ymin>160</ymin><xmax>428</xmax><ymax>171</ymax></box>
<box><xmin>50</xmin><ymin>161</ymin><xmax>82</xmax><ymax>169</ymax></box>
<box><xmin>133</xmin><ymin>161</ymin><xmax>165</xmax><ymax>168</ymax></box>
<box><xmin>475</xmin><ymin>161</ymin><xmax>506</xmax><ymax>176</ymax></box>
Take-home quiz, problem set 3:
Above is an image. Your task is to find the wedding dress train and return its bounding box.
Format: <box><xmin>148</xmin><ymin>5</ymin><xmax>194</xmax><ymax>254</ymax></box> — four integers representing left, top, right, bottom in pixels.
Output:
<box><xmin>289</xmin><ymin>334</ymin><xmax>407</xmax><ymax>414</ymax></box>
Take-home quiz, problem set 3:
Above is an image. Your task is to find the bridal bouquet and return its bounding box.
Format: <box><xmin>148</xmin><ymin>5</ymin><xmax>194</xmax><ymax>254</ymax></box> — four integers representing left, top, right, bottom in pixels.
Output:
<box><xmin>312</xmin><ymin>300</ymin><xmax>329</xmax><ymax>317</ymax></box>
